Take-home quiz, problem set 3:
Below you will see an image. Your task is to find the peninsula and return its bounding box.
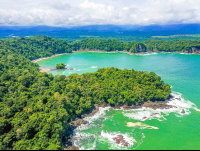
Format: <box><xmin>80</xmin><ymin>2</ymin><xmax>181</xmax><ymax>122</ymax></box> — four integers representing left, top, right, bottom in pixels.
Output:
<box><xmin>1</xmin><ymin>35</ymin><xmax>199</xmax><ymax>150</ymax></box>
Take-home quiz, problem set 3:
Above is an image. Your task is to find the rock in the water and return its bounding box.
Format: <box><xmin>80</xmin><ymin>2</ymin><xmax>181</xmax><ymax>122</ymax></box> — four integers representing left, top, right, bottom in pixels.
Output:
<box><xmin>113</xmin><ymin>135</ymin><xmax>130</xmax><ymax>147</ymax></box>
<box><xmin>70</xmin><ymin>119</ymin><xmax>88</xmax><ymax>127</ymax></box>
<box><xmin>181</xmin><ymin>109</ymin><xmax>186</xmax><ymax>114</ymax></box>
<box><xmin>65</xmin><ymin>146</ymin><xmax>79</xmax><ymax>150</ymax></box>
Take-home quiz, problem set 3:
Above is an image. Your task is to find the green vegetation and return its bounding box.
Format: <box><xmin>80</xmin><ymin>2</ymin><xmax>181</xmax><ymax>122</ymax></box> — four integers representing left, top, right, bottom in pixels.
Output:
<box><xmin>72</xmin><ymin>39</ymin><xmax>147</xmax><ymax>52</ymax></box>
<box><xmin>0</xmin><ymin>35</ymin><xmax>171</xmax><ymax>150</ymax></box>
<box><xmin>1</xmin><ymin>35</ymin><xmax>200</xmax><ymax>56</ymax></box>
<box><xmin>0</xmin><ymin>35</ymin><xmax>72</xmax><ymax>60</ymax></box>
<box><xmin>144</xmin><ymin>39</ymin><xmax>200</xmax><ymax>52</ymax></box>
<box><xmin>72</xmin><ymin>38</ymin><xmax>200</xmax><ymax>53</ymax></box>
<box><xmin>56</xmin><ymin>63</ymin><xmax>65</xmax><ymax>69</ymax></box>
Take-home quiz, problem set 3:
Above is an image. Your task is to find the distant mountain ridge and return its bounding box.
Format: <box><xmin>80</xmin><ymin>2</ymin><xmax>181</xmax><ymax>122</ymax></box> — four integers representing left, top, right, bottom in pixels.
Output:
<box><xmin>1</xmin><ymin>24</ymin><xmax>200</xmax><ymax>32</ymax></box>
<box><xmin>1</xmin><ymin>24</ymin><xmax>200</xmax><ymax>40</ymax></box>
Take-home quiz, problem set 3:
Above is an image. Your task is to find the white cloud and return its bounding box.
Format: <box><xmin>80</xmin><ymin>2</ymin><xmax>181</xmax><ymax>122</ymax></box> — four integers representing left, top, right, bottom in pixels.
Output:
<box><xmin>0</xmin><ymin>0</ymin><xmax>200</xmax><ymax>26</ymax></box>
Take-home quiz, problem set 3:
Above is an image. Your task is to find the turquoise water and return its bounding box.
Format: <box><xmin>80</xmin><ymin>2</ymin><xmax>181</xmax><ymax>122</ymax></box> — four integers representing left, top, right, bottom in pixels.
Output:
<box><xmin>38</xmin><ymin>52</ymin><xmax>200</xmax><ymax>150</ymax></box>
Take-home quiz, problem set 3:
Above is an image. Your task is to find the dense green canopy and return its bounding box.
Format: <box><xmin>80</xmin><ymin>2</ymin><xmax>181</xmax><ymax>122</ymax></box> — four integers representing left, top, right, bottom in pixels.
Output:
<box><xmin>1</xmin><ymin>35</ymin><xmax>200</xmax><ymax>56</ymax></box>
<box><xmin>0</xmin><ymin>35</ymin><xmax>185</xmax><ymax>150</ymax></box>
<box><xmin>56</xmin><ymin>63</ymin><xmax>65</xmax><ymax>69</ymax></box>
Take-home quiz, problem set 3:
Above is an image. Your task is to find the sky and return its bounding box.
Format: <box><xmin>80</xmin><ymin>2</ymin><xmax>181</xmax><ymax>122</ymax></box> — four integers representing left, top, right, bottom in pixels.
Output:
<box><xmin>0</xmin><ymin>0</ymin><xmax>200</xmax><ymax>26</ymax></box>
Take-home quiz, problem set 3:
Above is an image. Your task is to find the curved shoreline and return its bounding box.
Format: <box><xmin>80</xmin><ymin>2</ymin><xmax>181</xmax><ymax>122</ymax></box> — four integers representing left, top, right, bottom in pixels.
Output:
<box><xmin>31</xmin><ymin>53</ymin><xmax>70</xmax><ymax>63</ymax></box>
<box><xmin>33</xmin><ymin>51</ymin><xmax>200</xmax><ymax>73</ymax></box>
<box><xmin>64</xmin><ymin>94</ymin><xmax>175</xmax><ymax>150</ymax></box>
<box><xmin>65</xmin><ymin>92</ymin><xmax>200</xmax><ymax>150</ymax></box>
<box><xmin>32</xmin><ymin>50</ymin><xmax>200</xmax><ymax>63</ymax></box>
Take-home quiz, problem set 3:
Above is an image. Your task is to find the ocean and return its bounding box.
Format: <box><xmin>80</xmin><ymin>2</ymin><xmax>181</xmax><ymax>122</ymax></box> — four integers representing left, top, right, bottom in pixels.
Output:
<box><xmin>37</xmin><ymin>52</ymin><xmax>200</xmax><ymax>150</ymax></box>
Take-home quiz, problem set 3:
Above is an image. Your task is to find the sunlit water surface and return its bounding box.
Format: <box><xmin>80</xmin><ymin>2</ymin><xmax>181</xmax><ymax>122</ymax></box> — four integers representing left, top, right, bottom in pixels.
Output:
<box><xmin>38</xmin><ymin>52</ymin><xmax>200</xmax><ymax>150</ymax></box>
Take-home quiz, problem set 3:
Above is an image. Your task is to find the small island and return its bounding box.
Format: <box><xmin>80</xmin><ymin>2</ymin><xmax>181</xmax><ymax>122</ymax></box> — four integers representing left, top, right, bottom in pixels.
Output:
<box><xmin>48</xmin><ymin>63</ymin><xmax>68</xmax><ymax>71</ymax></box>
<box><xmin>56</xmin><ymin>63</ymin><xmax>65</xmax><ymax>69</ymax></box>
<box><xmin>39</xmin><ymin>63</ymin><xmax>75</xmax><ymax>72</ymax></box>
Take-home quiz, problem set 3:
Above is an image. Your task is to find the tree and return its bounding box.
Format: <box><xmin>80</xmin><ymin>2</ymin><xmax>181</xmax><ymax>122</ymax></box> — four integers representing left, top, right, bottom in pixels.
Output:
<box><xmin>56</xmin><ymin>63</ymin><xmax>65</xmax><ymax>69</ymax></box>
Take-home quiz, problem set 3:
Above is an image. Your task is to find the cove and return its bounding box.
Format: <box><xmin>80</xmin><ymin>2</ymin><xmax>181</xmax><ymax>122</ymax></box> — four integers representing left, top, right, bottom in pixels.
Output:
<box><xmin>38</xmin><ymin>52</ymin><xmax>200</xmax><ymax>150</ymax></box>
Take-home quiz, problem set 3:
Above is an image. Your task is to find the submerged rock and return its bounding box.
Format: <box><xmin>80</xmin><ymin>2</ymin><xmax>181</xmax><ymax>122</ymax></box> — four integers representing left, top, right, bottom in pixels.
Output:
<box><xmin>181</xmin><ymin>109</ymin><xmax>186</xmax><ymax>114</ymax></box>
<box><xmin>113</xmin><ymin>135</ymin><xmax>130</xmax><ymax>147</ymax></box>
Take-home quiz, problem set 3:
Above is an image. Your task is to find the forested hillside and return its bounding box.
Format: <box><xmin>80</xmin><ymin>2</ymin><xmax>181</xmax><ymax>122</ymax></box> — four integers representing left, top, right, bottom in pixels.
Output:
<box><xmin>1</xmin><ymin>36</ymin><xmax>200</xmax><ymax>56</ymax></box>
<box><xmin>144</xmin><ymin>39</ymin><xmax>200</xmax><ymax>52</ymax></box>
<box><xmin>0</xmin><ymin>36</ymin><xmax>73</xmax><ymax>60</ymax></box>
<box><xmin>0</xmin><ymin>36</ymin><xmax>171</xmax><ymax>150</ymax></box>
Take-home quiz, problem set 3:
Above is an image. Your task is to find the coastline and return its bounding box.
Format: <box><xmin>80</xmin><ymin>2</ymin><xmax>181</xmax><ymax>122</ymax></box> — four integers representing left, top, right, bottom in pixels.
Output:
<box><xmin>33</xmin><ymin>50</ymin><xmax>200</xmax><ymax>73</ymax></box>
<box><xmin>64</xmin><ymin>92</ymin><xmax>200</xmax><ymax>150</ymax></box>
<box><xmin>31</xmin><ymin>52</ymin><xmax>70</xmax><ymax>63</ymax></box>
<box><xmin>32</xmin><ymin>50</ymin><xmax>200</xmax><ymax>64</ymax></box>
<box><xmin>64</xmin><ymin>94</ymin><xmax>177</xmax><ymax>150</ymax></box>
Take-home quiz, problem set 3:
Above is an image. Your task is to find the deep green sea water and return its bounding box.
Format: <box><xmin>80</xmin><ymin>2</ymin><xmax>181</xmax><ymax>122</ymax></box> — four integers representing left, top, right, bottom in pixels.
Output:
<box><xmin>38</xmin><ymin>52</ymin><xmax>200</xmax><ymax>150</ymax></box>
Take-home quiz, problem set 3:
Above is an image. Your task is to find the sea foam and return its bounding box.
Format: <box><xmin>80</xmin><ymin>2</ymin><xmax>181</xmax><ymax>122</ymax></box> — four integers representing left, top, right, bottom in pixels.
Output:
<box><xmin>91</xmin><ymin>66</ymin><xmax>98</xmax><ymax>68</ymax></box>
<box><xmin>122</xmin><ymin>91</ymin><xmax>197</xmax><ymax>121</ymax></box>
<box><xmin>71</xmin><ymin>91</ymin><xmax>199</xmax><ymax>150</ymax></box>
<box><xmin>100</xmin><ymin>131</ymin><xmax>136</xmax><ymax>149</ymax></box>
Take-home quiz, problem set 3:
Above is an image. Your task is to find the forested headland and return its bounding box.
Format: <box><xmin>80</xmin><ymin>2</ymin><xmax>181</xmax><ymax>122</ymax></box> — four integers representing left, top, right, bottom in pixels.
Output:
<box><xmin>0</xmin><ymin>35</ymin><xmax>174</xmax><ymax>150</ymax></box>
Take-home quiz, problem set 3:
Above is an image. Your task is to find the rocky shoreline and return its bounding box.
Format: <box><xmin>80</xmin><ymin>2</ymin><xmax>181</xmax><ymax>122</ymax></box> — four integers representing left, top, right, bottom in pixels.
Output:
<box><xmin>74</xmin><ymin>49</ymin><xmax>200</xmax><ymax>55</ymax></box>
<box><xmin>64</xmin><ymin>94</ymin><xmax>182</xmax><ymax>150</ymax></box>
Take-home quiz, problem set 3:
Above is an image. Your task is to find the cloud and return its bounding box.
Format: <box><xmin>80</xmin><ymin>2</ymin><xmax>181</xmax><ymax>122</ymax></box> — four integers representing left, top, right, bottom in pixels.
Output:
<box><xmin>0</xmin><ymin>0</ymin><xmax>200</xmax><ymax>26</ymax></box>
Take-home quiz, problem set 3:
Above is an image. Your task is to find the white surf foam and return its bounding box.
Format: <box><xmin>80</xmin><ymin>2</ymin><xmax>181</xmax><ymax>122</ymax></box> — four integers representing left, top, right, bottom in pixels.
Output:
<box><xmin>122</xmin><ymin>92</ymin><xmax>197</xmax><ymax>121</ymax></box>
<box><xmin>83</xmin><ymin>107</ymin><xmax>111</xmax><ymax>123</ymax></box>
<box><xmin>100</xmin><ymin>131</ymin><xmax>136</xmax><ymax>149</ymax></box>
<box><xmin>76</xmin><ymin>107</ymin><xmax>111</xmax><ymax>131</ymax></box>
<box><xmin>72</xmin><ymin>132</ymin><xmax>96</xmax><ymax>150</ymax></box>
<box><xmin>91</xmin><ymin>66</ymin><xmax>97</xmax><ymax>68</ymax></box>
<box><xmin>71</xmin><ymin>91</ymin><xmax>199</xmax><ymax>150</ymax></box>
<box><xmin>135</xmin><ymin>52</ymin><xmax>158</xmax><ymax>56</ymax></box>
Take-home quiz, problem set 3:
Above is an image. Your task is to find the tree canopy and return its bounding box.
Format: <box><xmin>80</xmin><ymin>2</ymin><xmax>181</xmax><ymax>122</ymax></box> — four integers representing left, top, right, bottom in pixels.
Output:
<box><xmin>56</xmin><ymin>63</ymin><xmax>65</xmax><ymax>69</ymax></box>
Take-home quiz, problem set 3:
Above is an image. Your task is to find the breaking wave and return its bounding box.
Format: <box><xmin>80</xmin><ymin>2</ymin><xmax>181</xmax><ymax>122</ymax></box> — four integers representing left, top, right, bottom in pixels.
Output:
<box><xmin>91</xmin><ymin>66</ymin><xmax>98</xmax><ymax>68</ymax></box>
<box><xmin>71</xmin><ymin>91</ymin><xmax>198</xmax><ymax>150</ymax></box>
<box><xmin>122</xmin><ymin>91</ymin><xmax>197</xmax><ymax>121</ymax></box>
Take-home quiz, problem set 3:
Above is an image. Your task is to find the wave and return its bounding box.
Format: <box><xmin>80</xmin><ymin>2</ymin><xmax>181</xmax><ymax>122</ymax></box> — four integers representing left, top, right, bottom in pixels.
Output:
<box><xmin>122</xmin><ymin>91</ymin><xmax>197</xmax><ymax>121</ymax></box>
<box><xmin>132</xmin><ymin>52</ymin><xmax>159</xmax><ymax>56</ymax></box>
<box><xmin>71</xmin><ymin>91</ymin><xmax>199</xmax><ymax>150</ymax></box>
<box><xmin>91</xmin><ymin>66</ymin><xmax>98</xmax><ymax>68</ymax></box>
<box><xmin>72</xmin><ymin>132</ymin><xmax>96</xmax><ymax>150</ymax></box>
<box><xmin>100</xmin><ymin>131</ymin><xmax>136</xmax><ymax>149</ymax></box>
<box><xmin>84</xmin><ymin>107</ymin><xmax>111</xmax><ymax>123</ymax></box>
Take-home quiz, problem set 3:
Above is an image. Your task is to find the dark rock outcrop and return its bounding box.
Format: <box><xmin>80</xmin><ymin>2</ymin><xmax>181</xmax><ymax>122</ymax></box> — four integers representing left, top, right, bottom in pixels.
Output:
<box><xmin>113</xmin><ymin>135</ymin><xmax>130</xmax><ymax>147</ymax></box>
<box><xmin>187</xmin><ymin>46</ymin><xmax>200</xmax><ymax>54</ymax></box>
<box><xmin>136</xmin><ymin>43</ymin><xmax>147</xmax><ymax>53</ymax></box>
<box><xmin>142</xmin><ymin>100</ymin><xmax>177</xmax><ymax>110</ymax></box>
<box><xmin>181</xmin><ymin>109</ymin><xmax>186</xmax><ymax>114</ymax></box>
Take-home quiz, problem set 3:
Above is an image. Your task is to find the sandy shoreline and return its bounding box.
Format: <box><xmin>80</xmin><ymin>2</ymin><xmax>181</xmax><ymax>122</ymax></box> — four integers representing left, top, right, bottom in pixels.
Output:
<box><xmin>39</xmin><ymin>68</ymin><xmax>50</xmax><ymax>72</ymax></box>
<box><xmin>32</xmin><ymin>50</ymin><xmax>199</xmax><ymax>64</ymax></box>
<box><xmin>31</xmin><ymin>53</ymin><xmax>70</xmax><ymax>63</ymax></box>
<box><xmin>32</xmin><ymin>50</ymin><xmax>199</xmax><ymax>73</ymax></box>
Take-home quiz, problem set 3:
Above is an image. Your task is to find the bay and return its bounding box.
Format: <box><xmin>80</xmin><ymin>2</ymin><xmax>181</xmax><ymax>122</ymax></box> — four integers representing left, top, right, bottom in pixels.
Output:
<box><xmin>38</xmin><ymin>52</ymin><xmax>200</xmax><ymax>150</ymax></box>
